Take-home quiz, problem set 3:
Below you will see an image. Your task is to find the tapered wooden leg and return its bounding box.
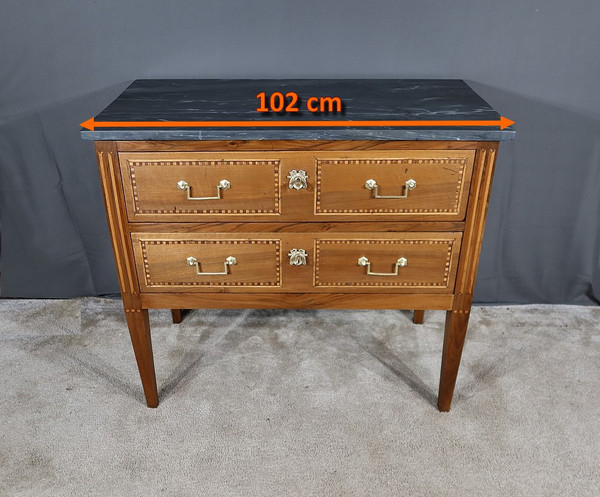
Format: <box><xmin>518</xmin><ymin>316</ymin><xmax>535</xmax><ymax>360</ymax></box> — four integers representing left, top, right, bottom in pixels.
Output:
<box><xmin>171</xmin><ymin>309</ymin><xmax>183</xmax><ymax>324</ymax></box>
<box><xmin>413</xmin><ymin>310</ymin><xmax>425</xmax><ymax>324</ymax></box>
<box><xmin>436</xmin><ymin>147</ymin><xmax>498</xmax><ymax>411</ymax></box>
<box><xmin>438</xmin><ymin>308</ymin><xmax>470</xmax><ymax>411</ymax></box>
<box><xmin>125</xmin><ymin>309</ymin><xmax>158</xmax><ymax>408</ymax></box>
<box><xmin>96</xmin><ymin>143</ymin><xmax>159</xmax><ymax>408</ymax></box>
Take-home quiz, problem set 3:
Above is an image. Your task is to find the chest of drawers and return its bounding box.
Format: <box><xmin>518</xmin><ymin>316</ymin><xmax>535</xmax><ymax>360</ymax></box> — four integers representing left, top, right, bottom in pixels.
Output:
<box><xmin>83</xmin><ymin>79</ymin><xmax>514</xmax><ymax>410</ymax></box>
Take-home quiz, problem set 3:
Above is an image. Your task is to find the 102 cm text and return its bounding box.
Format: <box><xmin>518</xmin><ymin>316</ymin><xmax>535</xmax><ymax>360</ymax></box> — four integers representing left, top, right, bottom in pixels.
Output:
<box><xmin>256</xmin><ymin>91</ymin><xmax>343</xmax><ymax>114</ymax></box>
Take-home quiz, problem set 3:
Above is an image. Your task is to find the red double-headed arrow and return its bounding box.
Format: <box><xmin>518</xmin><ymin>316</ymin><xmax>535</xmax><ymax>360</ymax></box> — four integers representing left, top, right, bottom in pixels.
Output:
<box><xmin>81</xmin><ymin>116</ymin><xmax>514</xmax><ymax>131</ymax></box>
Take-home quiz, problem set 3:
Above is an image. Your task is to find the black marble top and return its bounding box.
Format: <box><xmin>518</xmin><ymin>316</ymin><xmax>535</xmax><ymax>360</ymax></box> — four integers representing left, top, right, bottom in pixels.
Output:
<box><xmin>81</xmin><ymin>79</ymin><xmax>515</xmax><ymax>141</ymax></box>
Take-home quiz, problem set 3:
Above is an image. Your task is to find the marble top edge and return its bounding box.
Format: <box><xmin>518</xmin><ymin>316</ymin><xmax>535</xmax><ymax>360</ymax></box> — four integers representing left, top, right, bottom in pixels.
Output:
<box><xmin>81</xmin><ymin>128</ymin><xmax>514</xmax><ymax>141</ymax></box>
<box><xmin>81</xmin><ymin>79</ymin><xmax>514</xmax><ymax>141</ymax></box>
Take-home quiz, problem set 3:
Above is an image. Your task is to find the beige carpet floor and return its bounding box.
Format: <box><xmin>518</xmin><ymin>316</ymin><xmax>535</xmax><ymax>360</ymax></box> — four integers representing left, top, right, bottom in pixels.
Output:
<box><xmin>0</xmin><ymin>298</ymin><xmax>599</xmax><ymax>496</ymax></box>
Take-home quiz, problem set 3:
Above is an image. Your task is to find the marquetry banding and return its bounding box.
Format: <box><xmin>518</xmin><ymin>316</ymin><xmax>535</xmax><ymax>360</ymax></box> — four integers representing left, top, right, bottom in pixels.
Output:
<box><xmin>314</xmin><ymin>239</ymin><xmax>455</xmax><ymax>287</ymax></box>
<box><xmin>127</xmin><ymin>159</ymin><xmax>280</xmax><ymax>214</ymax></box>
<box><xmin>453</xmin><ymin>148</ymin><xmax>497</xmax><ymax>296</ymax></box>
<box><xmin>100</xmin><ymin>152</ymin><xmax>137</xmax><ymax>294</ymax></box>
<box><xmin>315</xmin><ymin>157</ymin><xmax>467</xmax><ymax>214</ymax></box>
<box><xmin>140</xmin><ymin>239</ymin><xmax>281</xmax><ymax>287</ymax></box>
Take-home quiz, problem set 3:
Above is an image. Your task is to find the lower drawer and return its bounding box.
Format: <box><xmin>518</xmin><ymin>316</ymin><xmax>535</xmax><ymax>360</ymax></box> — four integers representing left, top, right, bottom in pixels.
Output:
<box><xmin>131</xmin><ymin>232</ymin><xmax>462</xmax><ymax>293</ymax></box>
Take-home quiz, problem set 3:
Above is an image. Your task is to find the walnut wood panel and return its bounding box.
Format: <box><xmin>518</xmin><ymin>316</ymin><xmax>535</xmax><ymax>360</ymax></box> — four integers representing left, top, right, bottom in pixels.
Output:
<box><xmin>315</xmin><ymin>151</ymin><xmax>474</xmax><ymax>219</ymax></box>
<box><xmin>140</xmin><ymin>292</ymin><xmax>454</xmax><ymax>310</ymax></box>
<box><xmin>117</xmin><ymin>140</ymin><xmax>486</xmax><ymax>152</ymax></box>
<box><xmin>132</xmin><ymin>233</ymin><xmax>282</xmax><ymax>291</ymax></box>
<box><xmin>314</xmin><ymin>233</ymin><xmax>461</xmax><ymax>291</ymax></box>
<box><xmin>127</xmin><ymin>221</ymin><xmax>465</xmax><ymax>233</ymax></box>
<box><xmin>119</xmin><ymin>152</ymin><xmax>281</xmax><ymax>221</ymax></box>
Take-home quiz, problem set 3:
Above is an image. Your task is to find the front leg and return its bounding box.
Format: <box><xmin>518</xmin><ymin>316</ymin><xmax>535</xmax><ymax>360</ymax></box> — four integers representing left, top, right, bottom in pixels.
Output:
<box><xmin>437</xmin><ymin>146</ymin><xmax>499</xmax><ymax>411</ymax></box>
<box><xmin>125</xmin><ymin>308</ymin><xmax>158</xmax><ymax>408</ymax></box>
<box><xmin>437</xmin><ymin>304</ymin><xmax>471</xmax><ymax>411</ymax></box>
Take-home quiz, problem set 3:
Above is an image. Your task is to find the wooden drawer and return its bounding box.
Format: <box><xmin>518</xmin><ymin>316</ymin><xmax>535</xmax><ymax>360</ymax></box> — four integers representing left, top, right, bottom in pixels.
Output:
<box><xmin>120</xmin><ymin>150</ymin><xmax>474</xmax><ymax>222</ymax></box>
<box><xmin>132</xmin><ymin>232</ymin><xmax>461</xmax><ymax>294</ymax></box>
<box><xmin>314</xmin><ymin>150</ymin><xmax>474</xmax><ymax>220</ymax></box>
<box><xmin>119</xmin><ymin>152</ymin><xmax>281</xmax><ymax>221</ymax></box>
<box><xmin>131</xmin><ymin>233</ymin><xmax>282</xmax><ymax>292</ymax></box>
<box><xmin>313</xmin><ymin>233</ymin><xmax>461</xmax><ymax>291</ymax></box>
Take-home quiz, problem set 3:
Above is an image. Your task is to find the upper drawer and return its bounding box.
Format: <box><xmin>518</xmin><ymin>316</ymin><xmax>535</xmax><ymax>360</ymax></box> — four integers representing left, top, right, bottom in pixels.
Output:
<box><xmin>119</xmin><ymin>150</ymin><xmax>475</xmax><ymax>222</ymax></box>
<box><xmin>119</xmin><ymin>152</ymin><xmax>281</xmax><ymax>221</ymax></box>
<box><xmin>314</xmin><ymin>150</ymin><xmax>474</xmax><ymax>220</ymax></box>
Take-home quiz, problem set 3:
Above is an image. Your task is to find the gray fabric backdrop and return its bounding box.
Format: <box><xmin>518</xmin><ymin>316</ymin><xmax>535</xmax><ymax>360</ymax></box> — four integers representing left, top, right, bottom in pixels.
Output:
<box><xmin>1</xmin><ymin>0</ymin><xmax>599</xmax><ymax>303</ymax></box>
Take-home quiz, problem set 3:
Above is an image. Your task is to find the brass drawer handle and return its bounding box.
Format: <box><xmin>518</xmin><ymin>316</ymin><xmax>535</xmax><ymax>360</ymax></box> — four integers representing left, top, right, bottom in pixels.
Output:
<box><xmin>358</xmin><ymin>256</ymin><xmax>407</xmax><ymax>276</ymax></box>
<box><xmin>186</xmin><ymin>255</ymin><xmax>237</xmax><ymax>275</ymax></box>
<box><xmin>177</xmin><ymin>179</ymin><xmax>231</xmax><ymax>200</ymax></box>
<box><xmin>365</xmin><ymin>178</ymin><xmax>416</xmax><ymax>199</ymax></box>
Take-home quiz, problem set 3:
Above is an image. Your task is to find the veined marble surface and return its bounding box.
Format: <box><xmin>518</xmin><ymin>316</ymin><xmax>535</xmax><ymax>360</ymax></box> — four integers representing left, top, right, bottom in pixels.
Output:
<box><xmin>81</xmin><ymin>79</ymin><xmax>515</xmax><ymax>141</ymax></box>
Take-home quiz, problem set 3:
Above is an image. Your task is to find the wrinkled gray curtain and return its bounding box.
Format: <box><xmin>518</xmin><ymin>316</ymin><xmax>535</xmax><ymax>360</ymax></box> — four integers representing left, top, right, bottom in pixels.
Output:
<box><xmin>0</xmin><ymin>89</ymin><xmax>123</xmax><ymax>296</ymax></box>
<box><xmin>473</xmin><ymin>86</ymin><xmax>600</xmax><ymax>304</ymax></box>
<box><xmin>1</xmin><ymin>0</ymin><xmax>599</xmax><ymax>304</ymax></box>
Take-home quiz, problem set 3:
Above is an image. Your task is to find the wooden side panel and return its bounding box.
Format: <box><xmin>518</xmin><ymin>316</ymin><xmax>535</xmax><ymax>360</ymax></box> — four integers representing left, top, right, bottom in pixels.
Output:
<box><xmin>453</xmin><ymin>147</ymin><xmax>499</xmax><ymax>296</ymax></box>
<box><xmin>95</xmin><ymin>142</ymin><xmax>140</xmax><ymax>307</ymax></box>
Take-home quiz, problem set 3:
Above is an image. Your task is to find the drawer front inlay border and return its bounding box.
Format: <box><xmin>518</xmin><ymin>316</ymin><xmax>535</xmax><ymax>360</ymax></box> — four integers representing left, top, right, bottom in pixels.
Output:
<box><xmin>139</xmin><ymin>239</ymin><xmax>281</xmax><ymax>287</ymax></box>
<box><xmin>315</xmin><ymin>157</ymin><xmax>468</xmax><ymax>214</ymax></box>
<box><xmin>126</xmin><ymin>158</ymin><xmax>281</xmax><ymax>215</ymax></box>
<box><xmin>314</xmin><ymin>238</ymin><xmax>457</xmax><ymax>288</ymax></box>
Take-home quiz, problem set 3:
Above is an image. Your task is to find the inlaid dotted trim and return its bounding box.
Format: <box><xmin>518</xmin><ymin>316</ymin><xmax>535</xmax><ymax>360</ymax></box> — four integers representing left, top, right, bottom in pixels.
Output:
<box><xmin>315</xmin><ymin>157</ymin><xmax>467</xmax><ymax>214</ymax></box>
<box><xmin>127</xmin><ymin>159</ymin><xmax>280</xmax><ymax>214</ymax></box>
<box><xmin>314</xmin><ymin>239</ymin><xmax>455</xmax><ymax>287</ymax></box>
<box><xmin>140</xmin><ymin>239</ymin><xmax>281</xmax><ymax>287</ymax></box>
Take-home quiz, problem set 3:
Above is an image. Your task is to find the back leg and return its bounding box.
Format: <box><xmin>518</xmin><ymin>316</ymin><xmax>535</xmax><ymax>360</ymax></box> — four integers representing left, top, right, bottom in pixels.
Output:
<box><xmin>413</xmin><ymin>310</ymin><xmax>425</xmax><ymax>324</ymax></box>
<box><xmin>171</xmin><ymin>309</ymin><xmax>184</xmax><ymax>324</ymax></box>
